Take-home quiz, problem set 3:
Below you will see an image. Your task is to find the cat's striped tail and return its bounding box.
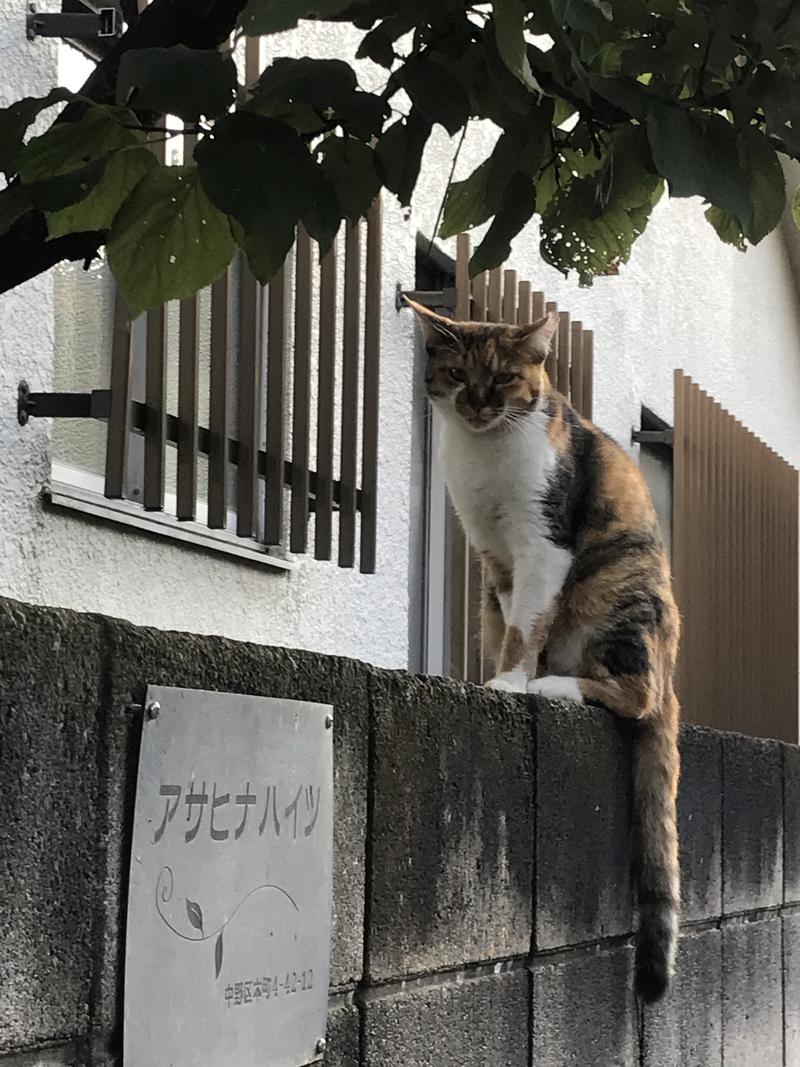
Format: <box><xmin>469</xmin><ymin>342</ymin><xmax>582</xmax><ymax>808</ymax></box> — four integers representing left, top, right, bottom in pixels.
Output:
<box><xmin>632</xmin><ymin>685</ymin><xmax>681</xmax><ymax>1002</ymax></box>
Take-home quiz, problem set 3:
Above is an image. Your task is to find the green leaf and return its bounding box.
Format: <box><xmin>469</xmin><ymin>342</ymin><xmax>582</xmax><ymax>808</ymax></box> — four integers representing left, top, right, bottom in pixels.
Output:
<box><xmin>376</xmin><ymin>111</ymin><xmax>432</xmax><ymax>207</ymax></box>
<box><xmin>250</xmin><ymin>57</ymin><xmax>357</xmax><ymax>115</ymax></box>
<box><xmin>45</xmin><ymin>146</ymin><xmax>157</xmax><ymax>238</ymax></box>
<box><xmin>319</xmin><ymin>137</ymin><xmax>380</xmax><ymax>222</ymax></box>
<box><xmin>469</xmin><ymin>171</ymin><xmax>538</xmax><ymax>274</ymax></box>
<box><xmin>704</xmin><ymin>206</ymin><xmax>746</xmax><ymax>251</ymax></box>
<box><xmin>238</xmin><ymin>0</ymin><xmax>352</xmax><ymax>35</ymax></box>
<box><xmin>107</xmin><ymin>165</ymin><xmax>235</xmax><ymax>315</ymax></box>
<box><xmin>0</xmin><ymin>88</ymin><xmax>74</xmax><ymax>177</ymax></box>
<box><xmin>540</xmin><ymin>128</ymin><xmax>663</xmax><ymax>284</ymax></box>
<box><xmin>647</xmin><ymin>104</ymin><xmax>751</xmax><ymax>224</ymax></box>
<box><xmin>234</xmin><ymin>220</ymin><xmax>295</xmax><ymax>284</ymax></box>
<box><xmin>493</xmin><ymin>0</ymin><xmax>542</xmax><ymax>94</ymax></box>
<box><xmin>794</xmin><ymin>186</ymin><xmax>800</xmax><ymax>231</ymax></box>
<box><xmin>483</xmin><ymin>22</ymin><xmax>538</xmax><ymax>119</ymax></box>
<box><xmin>399</xmin><ymin>55</ymin><xmax>470</xmax><ymax>136</ymax></box>
<box><xmin>335</xmin><ymin>93</ymin><xmax>391</xmax><ymax>142</ymax></box>
<box><xmin>0</xmin><ymin>183</ymin><xmax>32</xmax><ymax>237</ymax></box>
<box><xmin>356</xmin><ymin>27</ymin><xmax>396</xmax><ymax>69</ymax></box>
<box><xmin>24</xmin><ymin>157</ymin><xmax>108</xmax><ymax>212</ymax></box>
<box><xmin>703</xmin><ymin>126</ymin><xmax>785</xmax><ymax>249</ymax></box>
<box><xmin>439</xmin><ymin>131</ymin><xmax>544</xmax><ymax>239</ymax></box>
<box><xmin>19</xmin><ymin>105</ymin><xmax>143</xmax><ymax>183</ymax></box>
<box><xmin>299</xmin><ymin>165</ymin><xmax>341</xmax><ymax>254</ymax></box>
<box><xmin>117</xmin><ymin>46</ymin><xmax>237</xmax><ymax>123</ymax></box>
<box><xmin>738</xmin><ymin>127</ymin><xmax>784</xmax><ymax>245</ymax></box>
<box><xmin>195</xmin><ymin>112</ymin><xmax>313</xmax><ymax>236</ymax></box>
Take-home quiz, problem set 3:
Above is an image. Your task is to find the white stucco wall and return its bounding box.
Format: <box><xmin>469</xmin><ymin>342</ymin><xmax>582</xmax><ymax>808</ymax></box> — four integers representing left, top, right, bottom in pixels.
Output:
<box><xmin>1</xmin><ymin>15</ymin><xmax>798</xmax><ymax>670</ymax></box>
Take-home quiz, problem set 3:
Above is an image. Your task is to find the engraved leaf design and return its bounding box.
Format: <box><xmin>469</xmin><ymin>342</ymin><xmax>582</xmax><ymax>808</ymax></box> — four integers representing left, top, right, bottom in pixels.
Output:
<box><xmin>215</xmin><ymin>931</ymin><xmax>224</xmax><ymax>979</ymax></box>
<box><xmin>186</xmin><ymin>898</ymin><xmax>204</xmax><ymax>934</ymax></box>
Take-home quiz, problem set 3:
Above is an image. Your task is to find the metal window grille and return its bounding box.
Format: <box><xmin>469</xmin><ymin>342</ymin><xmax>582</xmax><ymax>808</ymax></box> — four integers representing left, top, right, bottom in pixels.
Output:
<box><xmin>100</xmin><ymin>202</ymin><xmax>383</xmax><ymax>572</ymax></box>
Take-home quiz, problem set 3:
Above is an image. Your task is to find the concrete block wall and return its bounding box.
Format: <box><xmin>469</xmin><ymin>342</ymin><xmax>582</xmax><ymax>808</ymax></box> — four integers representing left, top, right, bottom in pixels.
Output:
<box><xmin>0</xmin><ymin>595</ymin><xmax>797</xmax><ymax>1066</ymax></box>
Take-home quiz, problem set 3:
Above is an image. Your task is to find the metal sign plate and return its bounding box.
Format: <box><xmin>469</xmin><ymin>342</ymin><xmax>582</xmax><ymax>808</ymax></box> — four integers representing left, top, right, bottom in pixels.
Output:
<box><xmin>124</xmin><ymin>686</ymin><xmax>333</xmax><ymax>1067</ymax></box>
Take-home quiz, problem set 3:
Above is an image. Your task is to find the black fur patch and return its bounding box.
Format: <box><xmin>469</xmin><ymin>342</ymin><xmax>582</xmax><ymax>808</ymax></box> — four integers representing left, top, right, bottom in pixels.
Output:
<box><xmin>541</xmin><ymin>409</ymin><xmax>606</xmax><ymax>550</ymax></box>
<box><xmin>597</xmin><ymin>621</ymin><xmax>651</xmax><ymax>676</ymax></box>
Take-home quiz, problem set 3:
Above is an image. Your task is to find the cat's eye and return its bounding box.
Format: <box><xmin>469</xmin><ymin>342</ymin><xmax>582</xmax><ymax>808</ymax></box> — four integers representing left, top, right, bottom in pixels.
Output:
<box><xmin>448</xmin><ymin>367</ymin><xmax>468</xmax><ymax>383</ymax></box>
<box><xmin>494</xmin><ymin>372</ymin><xmax>517</xmax><ymax>385</ymax></box>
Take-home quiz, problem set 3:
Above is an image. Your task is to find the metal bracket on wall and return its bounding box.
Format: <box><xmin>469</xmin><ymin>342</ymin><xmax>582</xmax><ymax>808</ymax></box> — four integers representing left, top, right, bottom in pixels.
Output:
<box><xmin>16</xmin><ymin>381</ymin><xmax>356</xmax><ymax>510</ymax></box>
<box><xmin>26</xmin><ymin>1</ymin><xmax>120</xmax><ymax>42</ymax></box>
<box><xmin>631</xmin><ymin>429</ymin><xmax>675</xmax><ymax>447</ymax></box>
<box><xmin>395</xmin><ymin>285</ymin><xmax>457</xmax><ymax>312</ymax></box>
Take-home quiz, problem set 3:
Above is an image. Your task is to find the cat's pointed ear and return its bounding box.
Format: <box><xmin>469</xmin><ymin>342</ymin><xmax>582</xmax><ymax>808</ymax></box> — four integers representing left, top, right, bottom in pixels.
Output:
<box><xmin>513</xmin><ymin>311</ymin><xmax>559</xmax><ymax>364</ymax></box>
<box><xmin>403</xmin><ymin>296</ymin><xmax>461</xmax><ymax>349</ymax></box>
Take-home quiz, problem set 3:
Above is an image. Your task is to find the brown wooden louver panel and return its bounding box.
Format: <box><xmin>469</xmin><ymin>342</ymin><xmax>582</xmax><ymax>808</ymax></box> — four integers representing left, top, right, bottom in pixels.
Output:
<box><xmin>207</xmin><ymin>268</ymin><xmax>230</xmax><ymax>530</ymax></box>
<box><xmin>445</xmin><ymin>234</ymin><xmax>596</xmax><ymax>683</ymax></box>
<box><xmin>104</xmin><ymin>288</ymin><xmax>132</xmax><ymax>500</ymax></box>
<box><xmin>100</xmin><ymin>200</ymin><xmax>384</xmax><ymax>570</ymax></box>
<box><xmin>673</xmin><ymin>370</ymin><xmax>798</xmax><ymax>742</ymax></box>
<box><xmin>360</xmin><ymin>198</ymin><xmax>382</xmax><ymax>574</ymax></box>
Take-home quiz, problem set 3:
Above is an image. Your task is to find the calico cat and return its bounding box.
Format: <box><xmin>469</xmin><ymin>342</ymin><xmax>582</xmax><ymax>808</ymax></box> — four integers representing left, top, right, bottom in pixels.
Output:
<box><xmin>407</xmin><ymin>297</ymin><xmax>680</xmax><ymax>1003</ymax></box>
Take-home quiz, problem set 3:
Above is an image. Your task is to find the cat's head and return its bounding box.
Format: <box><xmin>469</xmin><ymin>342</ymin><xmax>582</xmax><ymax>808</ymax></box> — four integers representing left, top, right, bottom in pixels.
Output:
<box><xmin>406</xmin><ymin>298</ymin><xmax>559</xmax><ymax>432</ymax></box>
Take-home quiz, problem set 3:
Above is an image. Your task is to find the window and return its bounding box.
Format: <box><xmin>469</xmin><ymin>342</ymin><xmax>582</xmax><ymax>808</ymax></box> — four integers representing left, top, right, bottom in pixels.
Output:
<box><xmin>41</xmin><ymin>38</ymin><xmax>383</xmax><ymax>573</ymax></box>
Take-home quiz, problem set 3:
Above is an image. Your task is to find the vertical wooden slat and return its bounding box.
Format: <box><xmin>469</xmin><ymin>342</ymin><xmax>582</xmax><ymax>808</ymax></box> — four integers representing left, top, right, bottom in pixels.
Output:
<box><xmin>104</xmin><ymin>288</ymin><xmax>132</xmax><ymax>499</ymax></box>
<box><xmin>176</xmin><ymin>129</ymin><xmax>199</xmax><ymax>521</ymax></box>
<box><xmin>545</xmin><ymin>300</ymin><xmax>558</xmax><ymax>386</ymax></box>
<box><xmin>264</xmin><ymin>262</ymin><xmax>286</xmax><ymax>547</ymax></box>
<box><xmin>517</xmin><ymin>280</ymin><xmax>531</xmax><ymax>325</ymax></box>
<box><xmin>449</xmin><ymin>506</ymin><xmax>467</xmax><ymax>680</ymax></box>
<box><xmin>672</xmin><ymin>370</ymin><xmax>687</xmax><ymax>707</ymax></box>
<box><xmin>143</xmin><ymin>300</ymin><xmax>166</xmax><ymax>510</ymax></box>
<box><xmin>742</xmin><ymin>426</ymin><xmax>756</xmax><ymax>733</ymax></box>
<box><xmin>360</xmin><ymin>199</ymin><xmax>382</xmax><ymax>573</ymax></box>
<box><xmin>557</xmin><ymin>310</ymin><xmax>571</xmax><ymax>397</ymax></box>
<box><xmin>338</xmin><ymin>221</ymin><xmax>361</xmax><ymax>567</ymax></box>
<box><xmin>532</xmin><ymin>291</ymin><xmax>545</xmax><ymax>321</ymax></box>
<box><xmin>787</xmin><ymin>463</ymin><xmax>799</xmax><ymax>741</ymax></box>
<box><xmin>207</xmin><ymin>269</ymin><xmax>229</xmax><ymax>529</ymax></box>
<box><xmin>570</xmin><ymin>322</ymin><xmax>584</xmax><ymax>417</ymax></box>
<box><xmin>711</xmin><ymin>404</ymin><xmax>723</xmax><ymax>724</ymax></box>
<box><xmin>488</xmin><ymin>268</ymin><xmax>502</xmax><ymax>322</ymax></box>
<box><xmin>766</xmin><ymin>449</ymin><xmax>779</xmax><ymax>736</ymax></box>
<box><xmin>176</xmin><ymin>294</ymin><xmax>199</xmax><ymax>520</ymax></box>
<box><xmin>718</xmin><ymin>407</ymin><xmax>732</xmax><ymax>736</ymax></box>
<box><xmin>236</xmin><ymin>36</ymin><xmax>264</xmax><ymax>538</ymax></box>
<box><xmin>456</xmin><ymin>233</ymin><xmax>471</xmax><ymax>319</ymax></box>
<box><xmin>502</xmin><ymin>270</ymin><xmax>517</xmax><ymax>323</ymax></box>
<box><xmin>245</xmin><ymin>34</ymin><xmax>260</xmax><ymax>86</ymax></box>
<box><xmin>236</xmin><ymin>253</ymin><xmax>261</xmax><ymax>537</ymax></box>
<box><xmin>142</xmin><ymin>137</ymin><xmax>166</xmax><ymax>511</ymax></box>
<box><xmin>315</xmin><ymin>239</ymin><xmax>337</xmax><ymax>560</ymax></box>
<box><xmin>290</xmin><ymin>227</ymin><xmax>312</xmax><ymax>554</ymax></box>
<box><xmin>731</xmin><ymin>416</ymin><xmax>744</xmax><ymax>731</ymax></box>
<box><xmin>582</xmin><ymin>330</ymin><xmax>594</xmax><ymax>421</ymax></box>
<box><xmin>472</xmin><ymin>272</ymin><xmax>488</xmax><ymax>321</ymax></box>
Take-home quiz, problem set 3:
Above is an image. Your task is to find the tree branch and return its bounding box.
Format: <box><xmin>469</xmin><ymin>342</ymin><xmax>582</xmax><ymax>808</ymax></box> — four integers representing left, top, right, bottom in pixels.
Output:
<box><xmin>0</xmin><ymin>0</ymin><xmax>246</xmax><ymax>295</ymax></box>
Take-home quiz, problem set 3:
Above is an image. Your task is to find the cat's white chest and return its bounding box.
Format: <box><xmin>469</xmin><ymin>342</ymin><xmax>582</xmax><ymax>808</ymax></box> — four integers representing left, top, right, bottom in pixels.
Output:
<box><xmin>438</xmin><ymin>412</ymin><xmax>557</xmax><ymax>563</ymax></box>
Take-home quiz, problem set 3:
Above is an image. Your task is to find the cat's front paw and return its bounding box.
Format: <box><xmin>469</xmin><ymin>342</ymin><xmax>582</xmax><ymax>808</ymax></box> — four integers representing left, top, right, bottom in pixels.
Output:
<box><xmin>527</xmin><ymin>675</ymin><xmax>584</xmax><ymax>702</ymax></box>
<box><xmin>485</xmin><ymin>669</ymin><xmax>528</xmax><ymax>694</ymax></box>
